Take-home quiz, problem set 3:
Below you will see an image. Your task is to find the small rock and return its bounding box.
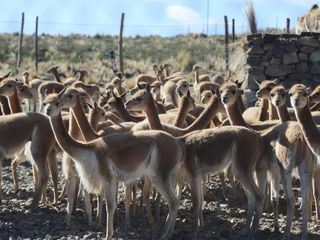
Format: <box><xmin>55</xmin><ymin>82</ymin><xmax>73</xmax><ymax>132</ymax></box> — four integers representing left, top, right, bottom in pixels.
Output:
<box><xmin>265</xmin><ymin>64</ymin><xmax>293</xmax><ymax>77</ymax></box>
<box><xmin>310</xmin><ymin>49</ymin><xmax>320</xmax><ymax>62</ymax></box>
<box><xmin>298</xmin><ymin>52</ymin><xmax>308</xmax><ymax>61</ymax></box>
<box><xmin>296</xmin><ymin>62</ymin><xmax>309</xmax><ymax>73</ymax></box>
<box><xmin>284</xmin><ymin>43</ymin><xmax>298</xmax><ymax>52</ymax></box>
<box><xmin>272</xmin><ymin>45</ymin><xmax>286</xmax><ymax>57</ymax></box>
<box><xmin>301</xmin><ymin>46</ymin><xmax>316</xmax><ymax>54</ymax></box>
<box><xmin>300</xmin><ymin>38</ymin><xmax>320</xmax><ymax>47</ymax></box>
<box><xmin>270</xmin><ymin>57</ymin><xmax>281</xmax><ymax>65</ymax></box>
<box><xmin>288</xmin><ymin>73</ymin><xmax>312</xmax><ymax>81</ymax></box>
<box><xmin>247</xmin><ymin>56</ymin><xmax>264</xmax><ymax>66</ymax></box>
<box><xmin>311</xmin><ymin>63</ymin><xmax>320</xmax><ymax>74</ymax></box>
<box><xmin>282</xmin><ymin>52</ymin><xmax>299</xmax><ymax>64</ymax></box>
<box><xmin>263</xmin><ymin>43</ymin><xmax>274</xmax><ymax>51</ymax></box>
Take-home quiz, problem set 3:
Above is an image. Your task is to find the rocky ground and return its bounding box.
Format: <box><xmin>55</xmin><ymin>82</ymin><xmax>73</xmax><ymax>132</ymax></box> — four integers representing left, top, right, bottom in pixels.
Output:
<box><xmin>1</xmin><ymin>158</ymin><xmax>320</xmax><ymax>240</ymax></box>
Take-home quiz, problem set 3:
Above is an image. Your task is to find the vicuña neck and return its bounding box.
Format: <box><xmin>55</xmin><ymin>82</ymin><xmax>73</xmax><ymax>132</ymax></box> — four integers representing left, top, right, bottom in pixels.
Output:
<box><xmin>237</xmin><ymin>95</ymin><xmax>246</xmax><ymax>114</ymax></box>
<box><xmin>116</xmin><ymin>86</ymin><xmax>125</xmax><ymax>96</ymax></box>
<box><xmin>170</xmin><ymin>89</ymin><xmax>178</xmax><ymax>108</ymax></box>
<box><xmin>268</xmin><ymin>99</ymin><xmax>279</xmax><ymax>120</ymax></box>
<box><xmin>173</xmin><ymin>98</ymin><xmax>189</xmax><ymax>128</ymax></box>
<box><xmin>7</xmin><ymin>89</ymin><xmax>22</xmax><ymax>113</ymax></box>
<box><xmin>49</xmin><ymin>110</ymin><xmax>91</xmax><ymax>162</ymax></box>
<box><xmin>294</xmin><ymin>104</ymin><xmax>320</xmax><ymax>156</ymax></box>
<box><xmin>276</xmin><ymin>104</ymin><xmax>290</xmax><ymax>122</ymax></box>
<box><xmin>184</xmin><ymin>96</ymin><xmax>220</xmax><ymax>132</ymax></box>
<box><xmin>194</xmin><ymin>70</ymin><xmax>199</xmax><ymax>84</ymax></box>
<box><xmin>258</xmin><ymin>98</ymin><xmax>269</xmax><ymax>121</ymax></box>
<box><xmin>69</xmin><ymin>110</ymin><xmax>84</xmax><ymax>140</ymax></box>
<box><xmin>88</xmin><ymin>109</ymin><xmax>101</xmax><ymax>131</ymax></box>
<box><xmin>164</xmin><ymin>69</ymin><xmax>170</xmax><ymax>77</ymax></box>
<box><xmin>144</xmin><ymin>95</ymin><xmax>163</xmax><ymax>131</ymax></box>
<box><xmin>225</xmin><ymin>99</ymin><xmax>250</xmax><ymax>128</ymax></box>
<box><xmin>71</xmin><ymin>96</ymin><xmax>99</xmax><ymax>141</ymax></box>
<box><xmin>155</xmin><ymin>92</ymin><xmax>161</xmax><ymax>102</ymax></box>
<box><xmin>52</xmin><ymin>70</ymin><xmax>62</xmax><ymax>83</ymax></box>
<box><xmin>78</xmin><ymin>72</ymin><xmax>85</xmax><ymax>82</ymax></box>
<box><xmin>116</xmin><ymin>98</ymin><xmax>144</xmax><ymax>122</ymax></box>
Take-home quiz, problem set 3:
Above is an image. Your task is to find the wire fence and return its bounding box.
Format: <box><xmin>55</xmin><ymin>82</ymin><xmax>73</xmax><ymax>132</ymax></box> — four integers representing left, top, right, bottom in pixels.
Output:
<box><xmin>0</xmin><ymin>18</ymin><xmax>294</xmax><ymax>37</ymax></box>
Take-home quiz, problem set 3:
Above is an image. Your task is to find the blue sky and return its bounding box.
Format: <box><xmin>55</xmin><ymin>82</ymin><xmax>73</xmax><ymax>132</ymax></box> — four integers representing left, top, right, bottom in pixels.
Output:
<box><xmin>0</xmin><ymin>0</ymin><xmax>317</xmax><ymax>36</ymax></box>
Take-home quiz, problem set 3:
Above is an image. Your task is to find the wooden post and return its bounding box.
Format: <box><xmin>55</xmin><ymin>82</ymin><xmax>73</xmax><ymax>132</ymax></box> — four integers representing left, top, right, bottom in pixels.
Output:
<box><xmin>118</xmin><ymin>13</ymin><xmax>125</xmax><ymax>74</ymax></box>
<box><xmin>286</xmin><ymin>18</ymin><xmax>290</xmax><ymax>33</ymax></box>
<box><xmin>35</xmin><ymin>16</ymin><xmax>39</xmax><ymax>74</ymax></box>
<box><xmin>17</xmin><ymin>12</ymin><xmax>24</xmax><ymax>70</ymax></box>
<box><xmin>232</xmin><ymin>18</ymin><xmax>235</xmax><ymax>42</ymax></box>
<box><xmin>224</xmin><ymin>16</ymin><xmax>229</xmax><ymax>72</ymax></box>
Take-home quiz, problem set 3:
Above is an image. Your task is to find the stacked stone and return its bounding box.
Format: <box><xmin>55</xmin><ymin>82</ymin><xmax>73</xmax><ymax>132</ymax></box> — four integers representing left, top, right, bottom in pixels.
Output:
<box><xmin>245</xmin><ymin>33</ymin><xmax>320</xmax><ymax>90</ymax></box>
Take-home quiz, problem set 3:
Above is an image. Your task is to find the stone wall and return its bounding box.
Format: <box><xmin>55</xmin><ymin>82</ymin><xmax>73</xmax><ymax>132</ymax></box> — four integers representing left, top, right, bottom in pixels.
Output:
<box><xmin>245</xmin><ymin>33</ymin><xmax>320</xmax><ymax>90</ymax></box>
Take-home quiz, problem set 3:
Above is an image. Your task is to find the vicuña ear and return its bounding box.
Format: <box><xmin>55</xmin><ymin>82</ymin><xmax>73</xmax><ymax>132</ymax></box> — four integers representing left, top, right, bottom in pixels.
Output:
<box><xmin>0</xmin><ymin>71</ymin><xmax>11</xmax><ymax>81</ymax></box>
<box><xmin>137</xmin><ymin>83</ymin><xmax>143</xmax><ymax>90</ymax></box>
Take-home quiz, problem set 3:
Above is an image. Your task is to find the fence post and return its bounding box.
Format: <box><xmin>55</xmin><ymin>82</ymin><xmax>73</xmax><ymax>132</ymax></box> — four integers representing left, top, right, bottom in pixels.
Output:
<box><xmin>232</xmin><ymin>18</ymin><xmax>235</xmax><ymax>42</ymax></box>
<box><xmin>35</xmin><ymin>16</ymin><xmax>39</xmax><ymax>74</ymax></box>
<box><xmin>286</xmin><ymin>18</ymin><xmax>290</xmax><ymax>33</ymax></box>
<box><xmin>17</xmin><ymin>12</ymin><xmax>24</xmax><ymax>70</ymax></box>
<box><xmin>118</xmin><ymin>13</ymin><xmax>125</xmax><ymax>74</ymax></box>
<box><xmin>224</xmin><ymin>16</ymin><xmax>229</xmax><ymax>72</ymax></box>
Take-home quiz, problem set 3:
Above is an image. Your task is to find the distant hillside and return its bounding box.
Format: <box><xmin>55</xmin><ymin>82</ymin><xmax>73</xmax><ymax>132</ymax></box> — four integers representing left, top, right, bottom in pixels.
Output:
<box><xmin>0</xmin><ymin>33</ymin><xmax>246</xmax><ymax>84</ymax></box>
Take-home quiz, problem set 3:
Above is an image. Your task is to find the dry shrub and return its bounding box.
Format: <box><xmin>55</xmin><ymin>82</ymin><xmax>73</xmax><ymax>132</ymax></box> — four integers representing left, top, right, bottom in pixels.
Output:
<box><xmin>245</xmin><ymin>0</ymin><xmax>257</xmax><ymax>34</ymax></box>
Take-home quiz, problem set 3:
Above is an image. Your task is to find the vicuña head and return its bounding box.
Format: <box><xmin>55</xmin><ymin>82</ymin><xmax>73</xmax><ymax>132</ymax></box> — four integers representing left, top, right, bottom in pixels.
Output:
<box><xmin>103</xmin><ymin>91</ymin><xmax>119</xmax><ymax>112</ymax></box>
<box><xmin>177</xmin><ymin>89</ymin><xmax>196</xmax><ymax>111</ymax></box>
<box><xmin>175</xmin><ymin>79</ymin><xmax>192</xmax><ymax>95</ymax></box>
<box><xmin>270</xmin><ymin>85</ymin><xmax>287</xmax><ymax>107</ymax></box>
<box><xmin>47</xmin><ymin>65</ymin><xmax>59</xmax><ymax>74</ymax></box>
<box><xmin>43</xmin><ymin>93</ymin><xmax>63</xmax><ymax>117</ymax></box>
<box><xmin>17</xmin><ymin>83</ymin><xmax>33</xmax><ymax>99</ymax></box>
<box><xmin>0</xmin><ymin>78</ymin><xmax>23</xmax><ymax>96</ymax></box>
<box><xmin>201</xmin><ymin>90</ymin><xmax>214</xmax><ymax>104</ymax></box>
<box><xmin>308</xmin><ymin>85</ymin><xmax>320</xmax><ymax>104</ymax></box>
<box><xmin>255</xmin><ymin>79</ymin><xmax>278</xmax><ymax>99</ymax></box>
<box><xmin>57</xmin><ymin>86</ymin><xmax>88</xmax><ymax>109</ymax></box>
<box><xmin>289</xmin><ymin>84</ymin><xmax>311</xmax><ymax>109</ymax></box>
<box><xmin>111</xmin><ymin>77</ymin><xmax>124</xmax><ymax>88</ymax></box>
<box><xmin>219</xmin><ymin>82</ymin><xmax>243</xmax><ymax>106</ymax></box>
<box><xmin>125</xmin><ymin>83</ymin><xmax>153</xmax><ymax>112</ymax></box>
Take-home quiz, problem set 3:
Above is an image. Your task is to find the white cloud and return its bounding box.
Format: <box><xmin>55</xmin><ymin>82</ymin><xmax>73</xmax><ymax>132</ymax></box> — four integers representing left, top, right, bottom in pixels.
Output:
<box><xmin>165</xmin><ymin>4</ymin><xmax>202</xmax><ymax>24</ymax></box>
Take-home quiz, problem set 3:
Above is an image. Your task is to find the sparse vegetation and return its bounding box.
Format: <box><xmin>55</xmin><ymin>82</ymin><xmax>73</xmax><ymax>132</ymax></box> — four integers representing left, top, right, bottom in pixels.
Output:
<box><xmin>0</xmin><ymin>33</ymin><xmax>244</xmax><ymax>83</ymax></box>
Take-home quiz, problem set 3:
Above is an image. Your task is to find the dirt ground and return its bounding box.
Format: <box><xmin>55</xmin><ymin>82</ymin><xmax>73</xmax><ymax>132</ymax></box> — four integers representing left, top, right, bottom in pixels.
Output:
<box><xmin>1</xmin><ymin>158</ymin><xmax>320</xmax><ymax>240</ymax></box>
